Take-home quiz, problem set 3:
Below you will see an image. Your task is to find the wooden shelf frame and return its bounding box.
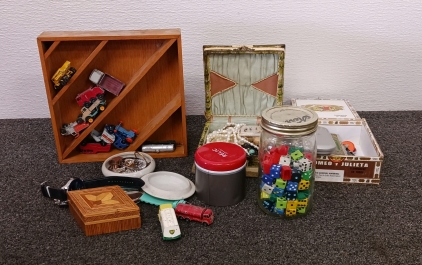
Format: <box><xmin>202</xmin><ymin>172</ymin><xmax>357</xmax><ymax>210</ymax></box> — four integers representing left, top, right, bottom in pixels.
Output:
<box><xmin>37</xmin><ymin>29</ymin><xmax>188</xmax><ymax>163</ymax></box>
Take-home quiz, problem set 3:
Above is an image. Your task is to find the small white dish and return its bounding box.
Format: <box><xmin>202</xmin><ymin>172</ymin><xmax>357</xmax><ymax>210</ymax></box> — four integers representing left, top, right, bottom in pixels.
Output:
<box><xmin>141</xmin><ymin>171</ymin><xmax>195</xmax><ymax>200</ymax></box>
<box><xmin>102</xmin><ymin>152</ymin><xmax>156</xmax><ymax>178</ymax></box>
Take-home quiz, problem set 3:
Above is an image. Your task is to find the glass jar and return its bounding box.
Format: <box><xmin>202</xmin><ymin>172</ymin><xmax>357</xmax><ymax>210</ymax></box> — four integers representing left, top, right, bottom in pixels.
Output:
<box><xmin>258</xmin><ymin>106</ymin><xmax>318</xmax><ymax>218</ymax></box>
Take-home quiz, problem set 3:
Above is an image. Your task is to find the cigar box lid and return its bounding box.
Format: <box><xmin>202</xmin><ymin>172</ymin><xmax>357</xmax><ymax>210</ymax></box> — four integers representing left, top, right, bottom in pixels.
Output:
<box><xmin>291</xmin><ymin>99</ymin><xmax>361</xmax><ymax>121</ymax></box>
<box><xmin>203</xmin><ymin>45</ymin><xmax>285</xmax><ymax>121</ymax></box>
<box><xmin>68</xmin><ymin>186</ymin><xmax>140</xmax><ymax>223</ymax></box>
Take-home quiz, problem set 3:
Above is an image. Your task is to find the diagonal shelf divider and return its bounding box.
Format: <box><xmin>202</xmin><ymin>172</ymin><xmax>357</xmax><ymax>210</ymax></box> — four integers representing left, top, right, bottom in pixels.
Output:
<box><xmin>44</xmin><ymin>41</ymin><xmax>61</xmax><ymax>60</ymax></box>
<box><xmin>126</xmin><ymin>93</ymin><xmax>182</xmax><ymax>150</ymax></box>
<box><xmin>62</xmin><ymin>38</ymin><xmax>177</xmax><ymax>159</ymax></box>
<box><xmin>52</xmin><ymin>40</ymin><xmax>108</xmax><ymax>106</ymax></box>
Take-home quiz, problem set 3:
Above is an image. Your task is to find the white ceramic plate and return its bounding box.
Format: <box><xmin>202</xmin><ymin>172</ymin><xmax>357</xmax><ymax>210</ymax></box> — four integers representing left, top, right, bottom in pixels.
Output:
<box><xmin>141</xmin><ymin>171</ymin><xmax>195</xmax><ymax>200</ymax></box>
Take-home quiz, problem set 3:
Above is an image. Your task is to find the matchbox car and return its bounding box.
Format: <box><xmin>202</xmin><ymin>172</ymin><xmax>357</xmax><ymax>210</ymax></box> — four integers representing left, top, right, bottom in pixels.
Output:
<box><xmin>89</xmin><ymin>69</ymin><xmax>125</xmax><ymax>96</ymax></box>
<box><xmin>79</xmin><ymin>142</ymin><xmax>112</xmax><ymax>154</ymax></box>
<box><xmin>112</xmin><ymin>122</ymin><xmax>138</xmax><ymax>149</ymax></box>
<box><xmin>76</xmin><ymin>99</ymin><xmax>106</xmax><ymax>124</ymax></box>
<box><xmin>51</xmin><ymin>61</ymin><xmax>76</xmax><ymax>90</ymax></box>
<box><xmin>60</xmin><ymin>121</ymin><xmax>89</xmax><ymax>138</ymax></box>
<box><xmin>75</xmin><ymin>86</ymin><xmax>105</xmax><ymax>107</ymax></box>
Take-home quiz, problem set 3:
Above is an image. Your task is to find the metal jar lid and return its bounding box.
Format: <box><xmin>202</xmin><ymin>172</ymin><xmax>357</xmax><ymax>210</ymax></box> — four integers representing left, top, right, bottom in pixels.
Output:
<box><xmin>261</xmin><ymin>106</ymin><xmax>319</xmax><ymax>135</ymax></box>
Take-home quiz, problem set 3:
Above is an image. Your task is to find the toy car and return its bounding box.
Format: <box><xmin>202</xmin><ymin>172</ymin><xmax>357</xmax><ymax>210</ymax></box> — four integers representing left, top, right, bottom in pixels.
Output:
<box><xmin>60</xmin><ymin>121</ymin><xmax>89</xmax><ymax>138</ymax></box>
<box><xmin>76</xmin><ymin>98</ymin><xmax>106</xmax><ymax>124</ymax></box>
<box><xmin>113</xmin><ymin>122</ymin><xmax>138</xmax><ymax>149</ymax></box>
<box><xmin>174</xmin><ymin>203</ymin><xmax>214</xmax><ymax>225</ymax></box>
<box><xmin>100</xmin><ymin>125</ymin><xmax>116</xmax><ymax>144</ymax></box>
<box><xmin>51</xmin><ymin>61</ymin><xmax>76</xmax><ymax>90</ymax></box>
<box><xmin>75</xmin><ymin>86</ymin><xmax>105</xmax><ymax>107</ymax></box>
<box><xmin>79</xmin><ymin>142</ymin><xmax>112</xmax><ymax>154</ymax></box>
<box><xmin>89</xmin><ymin>69</ymin><xmax>125</xmax><ymax>96</ymax></box>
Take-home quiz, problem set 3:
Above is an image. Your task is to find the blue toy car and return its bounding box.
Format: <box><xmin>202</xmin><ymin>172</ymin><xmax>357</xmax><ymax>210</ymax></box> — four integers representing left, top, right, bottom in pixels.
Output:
<box><xmin>112</xmin><ymin>122</ymin><xmax>138</xmax><ymax>149</ymax></box>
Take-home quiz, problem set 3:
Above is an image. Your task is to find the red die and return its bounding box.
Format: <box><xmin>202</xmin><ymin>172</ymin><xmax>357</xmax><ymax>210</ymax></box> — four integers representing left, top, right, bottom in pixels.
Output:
<box><xmin>281</xmin><ymin>165</ymin><xmax>292</xmax><ymax>181</ymax></box>
<box><xmin>270</xmin><ymin>147</ymin><xmax>279</xmax><ymax>154</ymax></box>
<box><xmin>271</xmin><ymin>152</ymin><xmax>282</xmax><ymax>165</ymax></box>
<box><xmin>304</xmin><ymin>152</ymin><xmax>313</xmax><ymax>160</ymax></box>
<box><xmin>278</xmin><ymin>145</ymin><xmax>289</xmax><ymax>156</ymax></box>
<box><xmin>263</xmin><ymin>157</ymin><xmax>273</xmax><ymax>174</ymax></box>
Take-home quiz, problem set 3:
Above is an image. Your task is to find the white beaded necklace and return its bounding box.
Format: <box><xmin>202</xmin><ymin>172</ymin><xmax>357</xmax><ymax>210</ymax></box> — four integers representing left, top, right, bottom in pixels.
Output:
<box><xmin>206</xmin><ymin>123</ymin><xmax>259</xmax><ymax>155</ymax></box>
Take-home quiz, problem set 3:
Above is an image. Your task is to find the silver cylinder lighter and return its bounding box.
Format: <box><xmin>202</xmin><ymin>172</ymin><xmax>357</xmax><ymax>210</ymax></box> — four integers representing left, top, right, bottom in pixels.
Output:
<box><xmin>141</xmin><ymin>143</ymin><xmax>176</xmax><ymax>153</ymax></box>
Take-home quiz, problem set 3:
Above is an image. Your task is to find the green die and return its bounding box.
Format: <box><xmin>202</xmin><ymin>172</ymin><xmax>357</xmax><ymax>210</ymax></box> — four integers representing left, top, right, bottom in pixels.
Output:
<box><xmin>290</xmin><ymin>150</ymin><xmax>304</xmax><ymax>161</ymax></box>
<box><xmin>288</xmin><ymin>146</ymin><xmax>304</xmax><ymax>155</ymax></box>
<box><xmin>269</xmin><ymin>193</ymin><xmax>277</xmax><ymax>202</ymax></box>
<box><xmin>275</xmin><ymin>197</ymin><xmax>287</xmax><ymax>209</ymax></box>
<box><xmin>301</xmin><ymin>170</ymin><xmax>312</xmax><ymax>180</ymax></box>
<box><xmin>297</xmin><ymin>190</ymin><xmax>310</xmax><ymax>200</ymax></box>
<box><xmin>275</xmin><ymin>178</ymin><xmax>287</xmax><ymax>189</ymax></box>
<box><xmin>297</xmin><ymin>207</ymin><xmax>306</xmax><ymax>214</ymax></box>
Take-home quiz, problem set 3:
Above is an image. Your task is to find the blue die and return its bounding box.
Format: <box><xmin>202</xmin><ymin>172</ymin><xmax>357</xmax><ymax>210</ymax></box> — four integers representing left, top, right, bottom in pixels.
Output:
<box><xmin>286</xmin><ymin>181</ymin><xmax>298</xmax><ymax>192</ymax></box>
<box><xmin>274</xmin><ymin>208</ymin><xmax>285</xmax><ymax>215</ymax></box>
<box><xmin>285</xmin><ymin>190</ymin><xmax>298</xmax><ymax>201</ymax></box>
<box><xmin>262</xmin><ymin>174</ymin><xmax>274</xmax><ymax>185</ymax></box>
<box><xmin>291</xmin><ymin>168</ymin><xmax>302</xmax><ymax>182</ymax></box>
<box><xmin>272</xmin><ymin>187</ymin><xmax>284</xmax><ymax>197</ymax></box>
<box><xmin>263</xmin><ymin>200</ymin><xmax>275</xmax><ymax>212</ymax></box>
<box><xmin>270</xmin><ymin>164</ymin><xmax>281</xmax><ymax>175</ymax></box>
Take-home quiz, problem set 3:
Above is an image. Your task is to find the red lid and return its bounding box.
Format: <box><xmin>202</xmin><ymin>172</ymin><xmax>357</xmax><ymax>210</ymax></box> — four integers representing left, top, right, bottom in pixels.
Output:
<box><xmin>195</xmin><ymin>142</ymin><xmax>247</xmax><ymax>171</ymax></box>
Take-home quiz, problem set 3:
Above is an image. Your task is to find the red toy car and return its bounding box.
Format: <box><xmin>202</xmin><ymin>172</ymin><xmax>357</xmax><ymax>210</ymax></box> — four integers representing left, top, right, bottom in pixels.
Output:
<box><xmin>174</xmin><ymin>203</ymin><xmax>214</xmax><ymax>225</ymax></box>
<box><xmin>75</xmin><ymin>86</ymin><xmax>105</xmax><ymax>107</ymax></box>
<box><xmin>79</xmin><ymin>142</ymin><xmax>112</xmax><ymax>154</ymax></box>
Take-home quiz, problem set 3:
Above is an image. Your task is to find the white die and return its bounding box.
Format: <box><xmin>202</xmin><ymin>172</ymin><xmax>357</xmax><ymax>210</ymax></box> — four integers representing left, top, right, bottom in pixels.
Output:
<box><xmin>279</xmin><ymin>155</ymin><xmax>291</xmax><ymax>166</ymax></box>
<box><xmin>292</xmin><ymin>161</ymin><xmax>300</xmax><ymax>168</ymax></box>
<box><xmin>262</xmin><ymin>183</ymin><xmax>275</xmax><ymax>195</ymax></box>
<box><xmin>299</xmin><ymin>158</ymin><xmax>312</xmax><ymax>171</ymax></box>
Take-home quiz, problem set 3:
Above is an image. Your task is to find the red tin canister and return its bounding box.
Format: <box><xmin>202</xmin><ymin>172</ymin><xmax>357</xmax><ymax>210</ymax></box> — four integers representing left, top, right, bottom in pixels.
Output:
<box><xmin>194</xmin><ymin>142</ymin><xmax>247</xmax><ymax>206</ymax></box>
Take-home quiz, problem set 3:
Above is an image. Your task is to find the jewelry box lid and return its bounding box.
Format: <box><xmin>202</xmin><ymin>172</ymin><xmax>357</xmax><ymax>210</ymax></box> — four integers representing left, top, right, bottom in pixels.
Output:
<box><xmin>290</xmin><ymin>99</ymin><xmax>361</xmax><ymax>121</ymax></box>
<box><xmin>68</xmin><ymin>186</ymin><xmax>139</xmax><ymax>221</ymax></box>
<box><xmin>203</xmin><ymin>45</ymin><xmax>285</xmax><ymax>120</ymax></box>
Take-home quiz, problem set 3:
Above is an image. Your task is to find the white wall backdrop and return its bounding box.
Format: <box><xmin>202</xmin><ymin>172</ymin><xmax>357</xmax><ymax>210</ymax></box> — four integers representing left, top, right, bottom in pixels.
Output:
<box><xmin>1</xmin><ymin>0</ymin><xmax>421</xmax><ymax>119</ymax></box>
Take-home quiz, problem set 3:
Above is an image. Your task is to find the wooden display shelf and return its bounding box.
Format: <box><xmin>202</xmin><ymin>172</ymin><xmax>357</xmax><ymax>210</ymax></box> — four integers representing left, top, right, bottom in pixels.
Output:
<box><xmin>37</xmin><ymin>29</ymin><xmax>188</xmax><ymax>163</ymax></box>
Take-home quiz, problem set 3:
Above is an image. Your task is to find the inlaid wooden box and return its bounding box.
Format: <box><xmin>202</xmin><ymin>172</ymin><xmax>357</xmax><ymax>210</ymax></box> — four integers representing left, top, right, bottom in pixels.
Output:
<box><xmin>193</xmin><ymin>45</ymin><xmax>285</xmax><ymax>177</ymax></box>
<box><xmin>68</xmin><ymin>186</ymin><xmax>141</xmax><ymax>236</ymax></box>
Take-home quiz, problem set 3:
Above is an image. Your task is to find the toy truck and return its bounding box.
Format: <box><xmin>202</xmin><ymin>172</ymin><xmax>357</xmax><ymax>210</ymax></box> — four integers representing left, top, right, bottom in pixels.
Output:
<box><xmin>112</xmin><ymin>122</ymin><xmax>138</xmax><ymax>149</ymax></box>
<box><xmin>89</xmin><ymin>69</ymin><xmax>125</xmax><ymax>96</ymax></box>
<box><xmin>78</xmin><ymin>129</ymin><xmax>113</xmax><ymax>154</ymax></box>
<box><xmin>100</xmin><ymin>125</ymin><xmax>116</xmax><ymax>144</ymax></box>
<box><xmin>51</xmin><ymin>61</ymin><xmax>76</xmax><ymax>90</ymax></box>
<box><xmin>60</xmin><ymin>121</ymin><xmax>89</xmax><ymax>138</ymax></box>
<box><xmin>75</xmin><ymin>86</ymin><xmax>105</xmax><ymax>107</ymax></box>
<box><xmin>76</xmin><ymin>98</ymin><xmax>106</xmax><ymax>124</ymax></box>
<box><xmin>158</xmin><ymin>204</ymin><xmax>181</xmax><ymax>240</ymax></box>
<box><xmin>174</xmin><ymin>203</ymin><xmax>214</xmax><ymax>225</ymax></box>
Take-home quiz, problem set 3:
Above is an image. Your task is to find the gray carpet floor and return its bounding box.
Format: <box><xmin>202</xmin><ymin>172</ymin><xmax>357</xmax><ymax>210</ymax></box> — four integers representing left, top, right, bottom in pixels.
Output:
<box><xmin>0</xmin><ymin>112</ymin><xmax>421</xmax><ymax>265</ymax></box>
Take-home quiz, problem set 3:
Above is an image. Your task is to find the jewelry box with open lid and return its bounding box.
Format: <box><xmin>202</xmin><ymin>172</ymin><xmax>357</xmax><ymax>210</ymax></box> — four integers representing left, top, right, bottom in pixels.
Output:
<box><xmin>193</xmin><ymin>44</ymin><xmax>285</xmax><ymax>177</ymax></box>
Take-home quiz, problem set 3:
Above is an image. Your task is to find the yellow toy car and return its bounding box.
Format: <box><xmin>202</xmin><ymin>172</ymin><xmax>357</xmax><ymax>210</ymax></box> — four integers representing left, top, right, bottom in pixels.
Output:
<box><xmin>51</xmin><ymin>61</ymin><xmax>76</xmax><ymax>90</ymax></box>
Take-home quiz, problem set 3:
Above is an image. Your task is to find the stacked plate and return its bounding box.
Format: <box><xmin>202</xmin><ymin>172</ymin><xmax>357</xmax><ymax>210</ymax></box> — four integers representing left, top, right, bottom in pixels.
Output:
<box><xmin>141</xmin><ymin>171</ymin><xmax>195</xmax><ymax>200</ymax></box>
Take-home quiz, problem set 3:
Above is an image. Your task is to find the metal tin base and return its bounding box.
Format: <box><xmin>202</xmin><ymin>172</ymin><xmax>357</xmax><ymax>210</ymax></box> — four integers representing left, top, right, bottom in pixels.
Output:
<box><xmin>195</xmin><ymin>162</ymin><xmax>246</xmax><ymax>206</ymax></box>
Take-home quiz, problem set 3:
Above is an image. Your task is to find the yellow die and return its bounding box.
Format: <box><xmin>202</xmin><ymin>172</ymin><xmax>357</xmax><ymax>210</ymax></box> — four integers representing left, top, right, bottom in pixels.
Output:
<box><xmin>298</xmin><ymin>180</ymin><xmax>310</xmax><ymax>190</ymax></box>
<box><xmin>260</xmin><ymin>191</ymin><xmax>270</xmax><ymax>200</ymax></box>
<box><xmin>286</xmin><ymin>200</ymin><xmax>298</xmax><ymax>210</ymax></box>
<box><xmin>297</xmin><ymin>198</ymin><xmax>308</xmax><ymax>207</ymax></box>
<box><xmin>285</xmin><ymin>209</ymin><xmax>297</xmax><ymax>217</ymax></box>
